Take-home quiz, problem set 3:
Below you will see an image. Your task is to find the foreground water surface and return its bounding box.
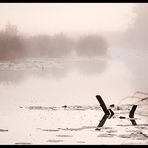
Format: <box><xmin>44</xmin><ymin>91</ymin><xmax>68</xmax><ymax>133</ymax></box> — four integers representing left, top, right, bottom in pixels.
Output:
<box><xmin>0</xmin><ymin>47</ymin><xmax>148</xmax><ymax>144</ymax></box>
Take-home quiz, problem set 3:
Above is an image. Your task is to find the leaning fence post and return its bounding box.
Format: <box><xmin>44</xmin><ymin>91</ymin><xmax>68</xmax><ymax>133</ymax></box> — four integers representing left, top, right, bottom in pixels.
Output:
<box><xmin>130</xmin><ymin>118</ymin><xmax>137</xmax><ymax>125</ymax></box>
<box><xmin>96</xmin><ymin>114</ymin><xmax>109</xmax><ymax>130</ymax></box>
<box><xmin>108</xmin><ymin>109</ymin><xmax>114</xmax><ymax>119</ymax></box>
<box><xmin>129</xmin><ymin>105</ymin><xmax>137</xmax><ymax>118</ymax></box>
<box><xmin>96</xmin><ymin>95</ymin><xmax>110</xmax><ymax>115</ymax></box>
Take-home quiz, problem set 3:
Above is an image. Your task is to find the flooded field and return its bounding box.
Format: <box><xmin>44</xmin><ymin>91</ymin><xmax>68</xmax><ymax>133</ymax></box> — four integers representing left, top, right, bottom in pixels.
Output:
<box><xmin>1</xmin><ymin>3</ymin><xmax>148</xmax><ymax>145</ymax></box>
<box><xmin>0</xmin><ymin>47</ymin><xmax>148</xmax><ymax>145</ymax></box>
<box><xmin>0</xmin><ymin>104</ymin><xmax>147</xmax><ymax>145</ymax></box>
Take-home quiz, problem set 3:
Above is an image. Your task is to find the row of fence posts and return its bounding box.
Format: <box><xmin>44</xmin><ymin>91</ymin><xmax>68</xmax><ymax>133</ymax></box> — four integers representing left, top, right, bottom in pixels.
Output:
<box><xmin>96</xmin><ymin>95</ymin><xmax>137</xmax><ymax>130</ymax></box>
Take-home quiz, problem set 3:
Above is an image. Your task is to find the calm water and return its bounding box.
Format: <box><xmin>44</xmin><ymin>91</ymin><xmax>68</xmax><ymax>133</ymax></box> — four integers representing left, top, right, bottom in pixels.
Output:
<box><xmin>0</xmin><ymin>47</ymin><xmax>148</xmax><ymax>144</ymax></box>
<box><xmin>0</xmin><ymin>48</ymin><xmax>137</xmax><ymax>111</ymax></box>
<box><xmin>0</xmin><ymin>104</ymin><xmax>147</xmax><ymax>145</ymax></box>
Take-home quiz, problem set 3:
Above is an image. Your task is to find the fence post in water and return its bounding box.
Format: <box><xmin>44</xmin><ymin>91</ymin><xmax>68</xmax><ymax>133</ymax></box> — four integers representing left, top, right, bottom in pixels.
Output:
<box><xmin>96</xmin><ymin>95</ymin><xmax>110</xmax><ymax>115</ymax></box>
<box><xmin>129</xmin><ymin>105</ymin><xmax>137</xmax><ymax>118</ymax></box>
<box><xmin>130</xmin><ymin>118</ymin><xmax>137</xmax><ymax>125</ymax></box>
<box><xmin>108</xmin><ymin>109</ymin><xmax>114</xmax><ymax>119</ymax></box>
<box><xmin>96</xmin><ymin>114</ymin><xmax>109</xmax><ymax>130</ymax></box>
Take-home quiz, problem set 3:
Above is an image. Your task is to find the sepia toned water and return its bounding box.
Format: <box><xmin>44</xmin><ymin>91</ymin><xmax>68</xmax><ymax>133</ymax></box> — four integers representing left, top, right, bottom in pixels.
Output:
<box><xmin>0</xmin><ymin>47</ymin><xmax>148</xmax><ymax>144</ymax></box>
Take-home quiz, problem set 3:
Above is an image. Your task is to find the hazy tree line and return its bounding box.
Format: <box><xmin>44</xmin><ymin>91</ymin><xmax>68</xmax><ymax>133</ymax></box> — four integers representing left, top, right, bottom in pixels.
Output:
<box><xmin>121</xmin><ymin>3</ymin><xmax>148</xmax><ymax>50</ymax></box>
<box><xmin>0</xmin><ymin>23</ymin><xmax>24</xmax><ymax>60</ymax></box>
<box><xmin>0</xmin><ymin>23</ymin><xmax>108</xmax><ymax>60</ymax></box>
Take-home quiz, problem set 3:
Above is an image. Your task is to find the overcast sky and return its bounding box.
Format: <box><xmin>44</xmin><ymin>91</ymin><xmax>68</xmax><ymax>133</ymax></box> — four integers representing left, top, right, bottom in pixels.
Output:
<box><xmin>0</xmin><ymin>3</ymin><xmax>136</xmax><ymax>35</ymax></box>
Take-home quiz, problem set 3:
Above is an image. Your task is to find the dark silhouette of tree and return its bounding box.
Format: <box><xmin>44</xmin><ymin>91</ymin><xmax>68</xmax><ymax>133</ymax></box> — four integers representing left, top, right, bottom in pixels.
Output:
<box><xmin>0</xmin><ymin>23</ymin><xmax>24</xmax><ymax>60</ymax></box>
<box><xmin>5</xmin><ymin>22</ymin><xmax>18</xmax><ymax>35</ymax></box>
<box><xmin>0</xmin><ymin>23</ymin><xmax>108</xmax><ymax>60</ymax></box>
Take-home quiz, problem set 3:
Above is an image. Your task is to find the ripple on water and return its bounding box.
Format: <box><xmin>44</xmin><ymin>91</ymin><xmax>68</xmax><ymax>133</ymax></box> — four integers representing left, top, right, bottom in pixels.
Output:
<box><xmin>15</xmin><ymin>142</ymin><xmax>32</xmax><ymax>145</ymax></box>
<box><xmin>56</xmin><ymin>135</ymin><xmax>73</xmax><ymax>137</ymax></box>
<box><xmin>46</xmin><ymin>139</ymin><xmax>63</xmax><ymax>143</ymax></box>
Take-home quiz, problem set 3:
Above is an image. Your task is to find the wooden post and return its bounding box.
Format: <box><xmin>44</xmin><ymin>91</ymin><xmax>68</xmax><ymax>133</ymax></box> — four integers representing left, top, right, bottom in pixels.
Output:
<box><xmin>96</xmin><ymin>114</ymin><xmax>109</xmax><ymax>130</ymax></box>
<box><xmin>96</xmin><ymin>95</ymin><xmax>110</xmax><ymax>115</ymax></box>
<box><xmin>129</xmin><ymin>105</ymin><xmax>137</xmax><ymax>118</ymax></box>
<box><xmin>108</xmin><ymin>109</ymin><xmax>114</xmax><ymax>119</ymax></box>
<box><xmin>130</xmin><ymin>119</ymin><xmax>137</xmax><ymax>125</ymax></box>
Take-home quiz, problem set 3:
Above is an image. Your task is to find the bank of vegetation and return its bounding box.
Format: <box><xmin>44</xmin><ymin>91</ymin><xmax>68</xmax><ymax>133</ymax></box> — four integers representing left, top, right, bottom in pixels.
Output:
<box><xmin>0</xmin><ymin>23</ymin><xmax>108</xmax><ymax>60</ymax></box>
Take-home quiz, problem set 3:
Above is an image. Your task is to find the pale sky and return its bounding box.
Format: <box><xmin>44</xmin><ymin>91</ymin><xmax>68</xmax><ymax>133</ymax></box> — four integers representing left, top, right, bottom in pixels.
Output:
<box><xmin>0</xmin><ymin>3</ymin><xmax>136</xmax><ymax>35</ymax></box>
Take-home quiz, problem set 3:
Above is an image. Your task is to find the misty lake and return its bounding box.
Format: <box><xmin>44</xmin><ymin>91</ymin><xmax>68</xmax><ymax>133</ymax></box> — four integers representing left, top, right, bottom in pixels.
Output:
<box><xmin>0</xmin><ymin>47</ymin><xmax>148</xmax><ymax>144</ymax></box>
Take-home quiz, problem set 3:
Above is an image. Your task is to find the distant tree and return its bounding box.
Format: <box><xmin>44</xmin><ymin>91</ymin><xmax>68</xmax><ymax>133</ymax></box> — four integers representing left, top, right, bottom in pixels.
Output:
<box><xmin>51</xmin><ymin>33</ymin><xmax>74</xmax><ymax>57</ymax></box>
<box><xmin>0</xmin><ymin>23</ymin><xmax>24</xmax><ymax>60</ymax></box>
<box><xmin>5</xmin><ymin>22</ymin><xmax>18</xmax><ymax>36</ymax></box>
<box><xmin>27</xmin><ymin>34</ymin><xmax>52</xmax><ymax>57</ymax></box>
<box><xmin>25</xmin><ymin>33</ymin><xmax>74</xmax><ymax>58</ymax></box>
<box><xmin>76</xmin><ymin>34</ymin><xmax>108</xmax><ymax>56</ymax></box>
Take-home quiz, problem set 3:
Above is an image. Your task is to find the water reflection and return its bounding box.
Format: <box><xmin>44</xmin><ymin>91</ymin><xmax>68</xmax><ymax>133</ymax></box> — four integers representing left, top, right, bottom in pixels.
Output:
<box><xmin>0</xmin><ymin>70</ymin><xmax>26</xmax><ymax>84</ymax></box>
<box><xmin>96</xmin><ymin>113</ymin><xmax>137</xmax><ymax>130</ymax></box>
<box><xmin>111</xmin><ymin>47</ymin><xmax>148</xmax><ymax>93</ymax></box>
<box><xmin>0</xmin><ymin>56</ymin><xmax>134</xmax><ymax>108</ymax></box>
<box><xmin>96</xmin><ymin>114</ymin><xmax>109</xmax><ymax>130</ymax></box>
<box><xmin>0</xmin><ymin>57</ymin><xmax>108</xmax><ymax>83</ymax></box>
<box><xmin>76</xmin><ymin>59</ymin><xmax>107</xmax><ymax>76</ymax></box>
<box><xmin>130</xmin><ymin>119</ymin><xmax>137</xmax><ymax>126</ymax></box>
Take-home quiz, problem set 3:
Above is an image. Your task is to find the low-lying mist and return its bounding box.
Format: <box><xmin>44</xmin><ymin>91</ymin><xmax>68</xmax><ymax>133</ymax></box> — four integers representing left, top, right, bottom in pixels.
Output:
<box><xmin>0</xmin><ymin>23</ymin><xmax>108</xmax><ymax>61</ymax></box>
<box><xmin>123</xmin><ymin>3</ymin><xmax>148</xmax><ymax>50</ymax></box>
<box><xmin>103</xmin><ymin>3</ymin><xmax>148</xmax><ymax>94</ymax></box>
<box><xmin>109</xmin><ymin>3</ymin><xmax>148</xmax><ymax>50</ymax></box>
